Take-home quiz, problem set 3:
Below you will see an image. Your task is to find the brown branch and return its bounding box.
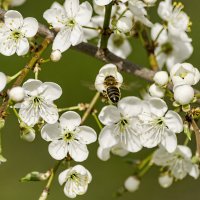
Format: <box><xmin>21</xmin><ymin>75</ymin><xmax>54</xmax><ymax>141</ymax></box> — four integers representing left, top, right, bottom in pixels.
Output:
<box><xmin>0</xmin><ymin>37</ymin><xmax>52</xmax><ymax>118</ymax></box>
<box><xmin>0</xmin><ymin>8</ymin><xmax>199</xmax><ymax>103</ymax></box>
<box><xmin>191</xmin><ymin>119</ymin><xmax>200</xmax><ymax>157</ymax></box>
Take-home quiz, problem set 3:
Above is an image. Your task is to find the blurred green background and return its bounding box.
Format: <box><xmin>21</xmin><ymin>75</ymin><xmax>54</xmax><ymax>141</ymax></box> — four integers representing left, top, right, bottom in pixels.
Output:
<box><xmin>0</xmin><ymin>0</ymin><xmax>200</xmax><ymax>199</ymax></box>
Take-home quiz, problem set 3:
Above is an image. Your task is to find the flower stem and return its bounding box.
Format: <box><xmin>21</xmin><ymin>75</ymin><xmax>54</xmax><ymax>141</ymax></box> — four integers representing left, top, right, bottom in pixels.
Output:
<box><xmin>100</xmin><ymin>2</ymin><xmax>113</xmax><ymax>49</ymax></box>
<box><xmin>81</xmin><ymin>92</ymin><xmax>100</xmax><ymax>124</ymax></box>
<box><xmin>58</xmin><ymin>105</ymin><xmax>80</xmax><ymax>113</ymax></box>
<box><xmin>38</xmin><ymin>160</ymin><xmax>62</xmax><ymax>200</ymax></box>
<box><xmin>92</xmin><ymin>112</ymin><xmax>103</xmax><ymax>130</ymax></box>
<box><xmin>191</xmin><ymin>119</ymin><xmax>200</xmax><ymax>157</ymax></box>
<box><xmin>7</xmin><ymin>70</ymin><xmax>22</xmax><ymax>84</ymax></box>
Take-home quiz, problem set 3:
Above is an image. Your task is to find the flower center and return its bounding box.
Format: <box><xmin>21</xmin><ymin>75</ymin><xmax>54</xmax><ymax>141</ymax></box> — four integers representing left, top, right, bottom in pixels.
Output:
<box><xmin>33</xmin><ymin>97</ymin><xmax>41</xmax><ymax>105</ymax></box>
<box><xmin>161</xmin><ymin>42</ymin><xmax>173</xmax><ymax>55</ymax></box>
<box><xmin>112</xmin><ymin>35</ymin><xmax>124</xmax><ymax>47</ymax></box>
<box><xmin>63</xmin><ymin>131</ymin><xmax>75</xmax><ymax>142</ymax></box>
<box><xmin>67</xmin><ymin>19</ymin><xmax>76</xmax><ymax>27</ymax></box>
<box><xmin>12</xmin><ymin>30</ymin><xmax>22</xmax><ymax>40</ymax></box>
<box><xmin>119</xmin><ymin>118</ymin><xmax>129</xmax><ymax>132</ymax></box>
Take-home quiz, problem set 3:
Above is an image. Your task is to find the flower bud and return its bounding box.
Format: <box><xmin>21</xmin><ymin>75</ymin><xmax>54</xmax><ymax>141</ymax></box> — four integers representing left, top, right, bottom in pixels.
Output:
<box><xmin>116</xmin><ymin>17</ymin><xmax>133</xmax><ymax>33</ymax></box>
<box><xmin>153</xmin><ymin>71</ymin><xmax>169</xmax><ymax>86</ymax></box>
<box><xmin>20</xmin><ymin>122</ymin><xmax>36</xmax><ymax>142</ymax></box>
<box><xmin>50</xmin><ymin>50</ymin><xmax>62</xmax><ymax>62</ymax></box>
<box><xmin>0</xmin><ymin>72</ymin><xmax>7</xmax><ymax>92</ymax></box>
<box><xmin>149</xmin><ymin>83</ymin><xmax>165</xmax><ymax>98</ymax></box>
<box><xmin>20</xmin><ymin>171</ymin><xmax>51</xmax><ymax>182</ymax></box>
<box><xmin>8</xmin><ymin>86</ymin><xmax>25</xmax><ymax>102</ymax></box>
<box><xmin>158</xmin><ymin>174</ymin><xmax>173</xmax><ymax>188</ymax></box>
<box><xmin>174</xmin><ymin>84</ymin><xmax>194</xmax><ymax>105</ymax></box>
<box><xmin>124</xmin><ymin>176</ymin><xmax>140</xmax><ymax>192</ymax></box>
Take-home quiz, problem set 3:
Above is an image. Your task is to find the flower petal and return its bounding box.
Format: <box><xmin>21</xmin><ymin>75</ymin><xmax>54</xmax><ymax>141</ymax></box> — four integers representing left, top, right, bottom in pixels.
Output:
<box><xmin>98</xmin><ymin>125</ymin><xmax>119</xmax><ymax>148</ymax></box>
<box><xmin>118</xmin><ymin>96</ymin><xmax>142</xmax><ymax>117</ymax></box>
<box><xmin>21</xmin><ymin>17</ymin><xmax>38</xmax><ymax>37</ymax></box>
<box><xmin>48</xmin><ymin>140</ymin><xmax>68</xmax><ymax>160</ymax></box>
<box><xmin>40</xmin><ymin>82</ymin><xmax>62</xmax><ymax>101</ymax></box>
<box><xmin>52</xmin><ymin>27</ymin><xmax>71</xmax><ymax>53</ymax></box>
<box><xmin>70</xmin><ymin>24</ymin><xmax>83</xmax><ymax>46</ymax></box>
<box><xmin>148</xmin><ymin>97</ymin><xmax>168</xmax><ymax>117</ymax></box>
<box><xmin>0</xmin><ymin>72</ymin><xmax>7</xmax><ymax>92</ymax></box>
<box><xmin>19</xmin><ymin>100</ymin><xmax>40</xmax><ymax>126</ymax></box>
<box><xmin>76</xmin><ymin>126</ymin><xmax>97</xmax><ymax>144</ymax></box>
<box><xmin>43</xmin><ymin>6</ymin><xmax>66</xmax><ymax>29</ymax></box>
<box><xmin>164</xmin><ymin>110</ymin><xmax>183</xmax><ymax>133</ymax></box>
<box><xmin>60</xmin><ymin>111</ymin><xmax>81</xmax><ymax>131</ymax></box>
<box><xmin>4</xmin><ymin>10</ymin><xmax>23</xmax><ymax>30</ymax></box>
<box><xmin>41</xmin><ymin>122</ymin><xmax>61</xmax><ymax>142</ymax></box>
<box><xmin>68</xmin><ymin>141</ymin><xmax>89</xmax><ymax>162</ymax></box>
<box><xmin>75</xmin><ymin>2</ymin><xmax>92</xmax><ymax>26</ymax></box>
<box><xmin>98</xmin><ymin>105</ymin><xmax>120</xmax><ymax>125</ymax></box>
<box><xmin>64</xmin><ymin>0</ymin><xmax>79</xmax><ymax>18</ymax></box>
<box><xmin>22</xmin><ymin>79</ymin><xmax>42</xmax><ymax>94</ymax></box>
<box><xmin>97</xmin><ymin>146</ymin><xmax>111</xmax><ymax>161</ymax></box>
<box><xmin>58</xmin><ymin>168</ymin><xmax>70</xmax><ymax>185</ymax></box>
<box><xmin>161</xmin><ymin>129</ymin><xmax>177</xmax><ymax>153</ymax></box>
<box><xmin>39</xmin><ymin>101</ymin><xmax>59</xmax><ymax>124</ymax></box>
<box><xmin>0</xmin><ymin>38</ymin><xmax>17</xmax><ymax>56</ymax></box>
<box><xmin>16</xmin><ymin>37</ymin><xmax>29</xmax><ymax>56</ymax></box>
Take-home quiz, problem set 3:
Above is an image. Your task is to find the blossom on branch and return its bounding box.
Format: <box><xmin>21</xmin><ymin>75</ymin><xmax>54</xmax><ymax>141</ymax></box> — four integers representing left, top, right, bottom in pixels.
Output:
<box><xmin>41</xmin><ymin>111</ymin><xmax>97</xmax><ymax>161</ymax></box>
<box><xmin>59</xmin><ymin>165</ymin><xmax>92</xmax><ymax>198</ymax></box>
<box><xmin>16</xmin><ymin>79</ymin><xmax>62</xmax><ymax>126</ymax></box>
<box><xmin>43</xmin><ymin>0</ymin><xmax>92</xmax><ymax>55</ymax></box>
<box><xmin>0</xmin><ymin>10</ymin><xmax>38</xmax><ymax>56</ymax></box>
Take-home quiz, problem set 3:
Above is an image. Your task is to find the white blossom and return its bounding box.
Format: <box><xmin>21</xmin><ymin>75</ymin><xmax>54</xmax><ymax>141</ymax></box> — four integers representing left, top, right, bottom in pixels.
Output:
<box><xmin>128</xmin><ymin>0</ymin><xmax>153</xmax><ymax>27</ymax></box>
<box><xmin>158</xmin><ymin>174</ymin><xmax>173</xmax><ymax>188</ymax></box>
<box><xmin>144</xmin><ymin>0</ymin><xmax>157</xmax><ymax>6</ymax></box>
<box><xmin>0</xmin><ymin>10</ymin><xmax>38</xmax><ymax>56</ymax></box>
<box><xmin>59</xmin><ymin>165</ymin><xmax>92</xmax><ymax>198</ymax></box>
<box><xmin>16</xmin><ymin>79</ymin><xmax>62</xmax><ymax>126</ymax></box>
<box><xmin>43</xmin><ymin>0</ymin><xmax>92</xmax><ymax>53</ymax></box>
<box><xmin>153</xmin><ymin>71</ymin><xmax>169</xmax><ymax>86</ymax></box>
<box><xmin>124</xmin><ymin>176</ymin><xmax>140</xmax><ymax>192</ymax></box>
<box><xmin>97</xmin><ymin>144</ymin><xmax>128</xmax><ymax>161</ymax></box>
<box><xmin>158</xmin><ymin>0</ymin><xmax>190</xmax><ymax>39</ymax></box>
<box><xmin>138</xmin><ymin>98</ymin><xmax>183</xmax><ymax>153</ymax></box>
<box><xmin>41</xmin><ymin>111</ymin><xmax>97</xmax><ymax>161</ymax></box>
<box><xmin>9</xmin><ymin>86</ymin><xmax>25</xmax><ymax>102</ymax></box>
<box><xmin>151</xmin><ymin>23</ymin><xmax>193</xmax><ymax>70</ymax></box>
<box><xmin>174</xmin><ymin>84</ymin><xmax>194</xmax><ymax>105</ymax></box>
<box><xmin>149</xmin><ymin>83</ymin><xmax>165</xmax><ymax>98</ymax></box>
<box><xmin>153</xmin><ymin>145</ymin><xmax>200</xmax><ymax>180</ymax></box>
<box><xmin>170</xmin><ymin>63</ymin><xmax>200</xmax><ymax>86</ymax></box>
<box><xmin>108</xmin><ymin>34</ymin><xmax>132</xmax><ymax>59</ymax></box>
<box><xmin>0</xmin><ymin>72</ymin><xmax>7</xmax><ymax>92</ymax></box>
<box><xmin>116</xmin><ymin>17</ymin><xmax>133</xmax><ymax>33</ymax></box>
<box><xmin>94</xmin><ymin>0</ymin><xmax>112</xmax><ymax>6</ymax></box>
<box><xmin>98</xmin><ymin>96</ymin><xmax>143</xmax><ymax>153</ymax></box>
<box><xmin>95</xmin><ymin>63</ymin><xmax>123</xmax><ymax>93</ymax></box>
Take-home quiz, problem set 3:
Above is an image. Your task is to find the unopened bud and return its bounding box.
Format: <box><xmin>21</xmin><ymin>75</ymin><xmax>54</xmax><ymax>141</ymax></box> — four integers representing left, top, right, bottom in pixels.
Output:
<box><xmin>174</xmin><ymin>84</ymin><xmax>194</xmax><ymax>105</ymax></box>
<box><xmin>20</xmin><ymin>122</ymin><xmax>36</xmax><ymax>142</ymax></box>
<box><xmin>124</xmin><ymin>176</ymin><xmax>140</xmax><ymax>192</ymax></box>
<box><xmin>8</xmin><ymin>86</ymin><xmax>25</xmax><ymax>102</ymax></box>
<box><xmin>50</xmin><ymin>50</ymin><xmax>62</xmax><ymax>62</ymax></box>
<box><xmin>158</xmin><ymin>174</ymin><xmax>173</xmax><ymax>188</ymax></box>
<box><xmin>20</xmin><ymin>170</ymin><xmax>51</xmax><ymax>182</ymax></box>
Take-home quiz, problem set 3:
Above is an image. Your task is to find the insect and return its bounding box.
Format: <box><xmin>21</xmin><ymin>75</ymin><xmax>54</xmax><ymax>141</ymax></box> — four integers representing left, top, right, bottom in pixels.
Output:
<box><xmin>103</xmin><ymin>75</ymin><xmax>121</xmax><ymax>104</ymax></box>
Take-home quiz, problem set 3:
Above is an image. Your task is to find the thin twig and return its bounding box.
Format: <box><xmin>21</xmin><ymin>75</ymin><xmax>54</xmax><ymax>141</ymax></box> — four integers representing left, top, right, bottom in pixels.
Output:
<box><xmin>191</xmin><ymin>119</ymin><xmax>200</xmax><ymax>157</ymax></box>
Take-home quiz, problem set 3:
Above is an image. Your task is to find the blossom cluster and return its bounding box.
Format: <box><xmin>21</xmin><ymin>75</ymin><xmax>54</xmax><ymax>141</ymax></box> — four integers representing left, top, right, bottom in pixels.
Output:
<box><xmin>0</xmin><ymin>0</ymin><xmax>200</xmax><ymax>199</ymax></box>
